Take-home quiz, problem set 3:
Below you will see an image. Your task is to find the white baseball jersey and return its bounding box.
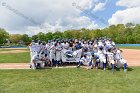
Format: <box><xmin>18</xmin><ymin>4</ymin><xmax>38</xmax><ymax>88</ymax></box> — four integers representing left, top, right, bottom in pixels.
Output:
<box><xmin>116</xmin><ymin>50</ymin><xmax>122</xmax><ymax>60</ymax></box>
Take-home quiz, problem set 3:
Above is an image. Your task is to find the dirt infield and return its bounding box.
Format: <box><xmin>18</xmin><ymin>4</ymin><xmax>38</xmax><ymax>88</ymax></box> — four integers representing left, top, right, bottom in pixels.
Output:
<box><xmin>0</xmin><ymin>50</ymin><xmax>29</xmax><ymax>54</ymax></box>
<box><xmin>0</xmin><ymin>49</ymin><xmax>140</xmax><ymax>69</ymax></box>
<box><xmin>0</xmin><ymin>63</ymin><xmax>30</xmax><ymax>69</ymax></box>
<box><xmin>121</xmin><ymin>49</ymin><xmax>140</xmax><ymax>66</ymax></box>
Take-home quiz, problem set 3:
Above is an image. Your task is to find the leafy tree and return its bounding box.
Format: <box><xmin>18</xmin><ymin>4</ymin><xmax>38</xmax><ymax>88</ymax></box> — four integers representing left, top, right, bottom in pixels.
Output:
<box><xmin>53</xmin><ymin>31</ymin><xmax>64</xmax><ymax>39</ymax></box>
<box><xmin>21</xmin><ymin>34</ymin><xmax>31</xmax><ymax>45</ymax></box>
<box><xmin>9</xmin><ymin>34</ymin><xmax>23</xmax><ymax>44</ymax></box>
<box><xmin>0</xmin><ymin>28</ymin><xmax>9</xmax><ymax>44</ymax></box>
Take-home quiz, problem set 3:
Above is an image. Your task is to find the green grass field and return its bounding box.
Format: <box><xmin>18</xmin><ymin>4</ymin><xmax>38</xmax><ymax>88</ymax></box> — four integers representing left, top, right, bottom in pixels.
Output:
<box><xmin>0</xmin><ymin>68</ymin><xmax>140</xmax><ymax>93</ymax></box>
<box><xmin>0</xmin><ymin>52</ymin><xmax>30</xmax><ymax>63</ymax></box>
<box><xmin>0</xmin><ymin>48</ymin><xmax>140</xmax><ymax>93</ymax></box>
<box><xmin>0</xmin><ymin>48</ymin><xmax>30</xmax><ymax>63</ymax></box>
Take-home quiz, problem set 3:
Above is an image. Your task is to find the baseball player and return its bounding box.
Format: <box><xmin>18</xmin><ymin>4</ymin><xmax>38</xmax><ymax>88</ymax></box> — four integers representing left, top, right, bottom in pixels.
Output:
<box><xmin>106</xmin><ymin>49</ymin><xmax>115</xmax><ymax>73</ymax></box>
<box><xmin>77</xmin><ymin>55</ymin><xmax>87</xmax><ymax>68</ymax></box>
<box><xmin>31</xmin><ymin>52</ymin><xmax>48</xmax><ymax>69</ymax></box>
<box><xmin>50</xmin><ymin>43</ymin><xmax>57</xmax><ymax>67</ymax></box>
<box><xmin>55</xmin><ymin>42</ymin><xmax>63</xmax><ymax>67</ymax></box>
<box><xmin>98</xmin><ymin>46</ymin><xmax>106</xmax><ymax>70</ymax></box>
<box><xmin>115</xmin><ymin>49</ymin><xmax>122</xmax><ymax>69</ymax></box>
<box><xmin>121</xmin><ymin>59</ymin><xmax>127</xmax><ymax>73</ymax></box>
<box><xmin>29</xmin><ymin>40</ymin><xmax>38</xmax><ymax>67</ymax></box>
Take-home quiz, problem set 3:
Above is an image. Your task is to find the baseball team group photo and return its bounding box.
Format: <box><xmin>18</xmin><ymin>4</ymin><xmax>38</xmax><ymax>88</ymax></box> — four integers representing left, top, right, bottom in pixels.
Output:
<box><xmin>0</xmin><ymin>0</ymin><xmax>140</xmax><ymax>93</ymax></box>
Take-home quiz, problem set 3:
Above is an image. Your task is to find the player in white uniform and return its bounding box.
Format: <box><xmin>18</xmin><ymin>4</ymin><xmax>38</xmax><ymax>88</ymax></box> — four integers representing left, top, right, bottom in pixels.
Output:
<box><xmin>106</xmin><ymin>49</ymin><xmax>115</xmax><ymax>73</ymax></box>
<box><xmin>62</xmin><ymin>41</ymin><xmax>69</xmax><ymax>49</ymax></box>
<box><xmin>121</xmin><ymin>59</ymin><xmax>127</xmax><ymax>72</ymax></box>
<box><xmin>50</xmin><ymin>43</ymin><xmax>57</xmax><ymax>66</ymax></box>
<box><xmin>55</xmin><ymin>42</ymin><xmax>63</xmax><ymax>67</ymax></box>
<box><xmin>98</xmin><ymin>47</ymin><xmax>106</xmax><ymax>70</ymax></box>
<box><xmin>31</xmin><ymin>52</ymin><xmax>48</xmax><ymax>69</ymax></box>
<box><xmin>29</xmin><ymin>40</ymin><xmax>37</xmax><ymax>67</ymax></box>
<box><xmin>45</xmin><ymin>41</ymin><xmax>51</xmax><ymax>66</ymax></box>
<box><xmin>115</xmin><ymin>49</ymin><xmax>122</xmax><ymax>69</ymax></box>
<box><xmin>77</xmin><ymin>55</ymin><xmax>87</xmax><ymax>68</ymax></box>
<box><xmin>31</xmin><ymin>54</ymin><xmax>40</xmax><ymax>69</ymax></box>
<box><xmin>98</xmin><ymin>40</ymin><xmax>104</xmax><ymax>48</ymax></box>
<box><xmin>36</xmin><ymin>40</ymin><xmax>42</xmax><ymax>54</ymax></box>
<box><xmin>86</xmin><ymin>52</ymin><xmax>92</xmax><ymax>69</ymax></box>
<box><xmin>105</xmin><ymin>39</ymin><xmax>112</xmax><ymax>51</ymax></box>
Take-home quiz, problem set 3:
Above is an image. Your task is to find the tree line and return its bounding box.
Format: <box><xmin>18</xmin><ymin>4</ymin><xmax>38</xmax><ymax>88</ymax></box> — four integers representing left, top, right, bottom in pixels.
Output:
<box><xmin>0</xmin><ymin>23</ymin><xmax>140</xmax><ymax>45</ymax></box>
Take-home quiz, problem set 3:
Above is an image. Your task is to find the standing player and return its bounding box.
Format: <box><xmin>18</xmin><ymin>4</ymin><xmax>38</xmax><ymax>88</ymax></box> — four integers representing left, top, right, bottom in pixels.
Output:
<box><xmin>107</xmin><ymin>49</ymin><xmax>115</xmax><ymax>73</ymax></box>
<box><xmin>55</xmin><ymin>42</ymin><xmax>63</xmax><ymax>67</ymax></box>
<box><xmin>50</xmin><ymin>42</ymin><xmax>57</xmax><ymax>67</ymax></box>
<box><xmin>98</xmin><ymin>46</ymin><xmax>106</xmax><ymax>70</ymax></box>
<box><xmin>29</xmin><ymin>40</ymin><xmax>37</xmax><ymax>68</ymax></box>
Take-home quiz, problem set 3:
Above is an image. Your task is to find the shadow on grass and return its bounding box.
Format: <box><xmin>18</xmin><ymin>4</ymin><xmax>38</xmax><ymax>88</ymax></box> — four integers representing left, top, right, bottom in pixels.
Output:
<box><xmin>115</xmin><ymin>67</ymin><xmax>134</xmax><ymax>72</ymax></box>
<box><xmin>127</xmin><ymin>67</ymin><xmax>134</xmax><ymax>71</ymax></box>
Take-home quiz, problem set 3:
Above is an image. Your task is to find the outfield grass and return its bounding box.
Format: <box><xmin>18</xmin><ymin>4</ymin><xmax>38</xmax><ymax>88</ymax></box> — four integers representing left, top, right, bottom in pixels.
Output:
<box><xmin>0</xmin><ymin>48</ymin><xmax>29</xmax><ymax>51</ymax></box>
<box><xmin>117</xmin><ymin>46</ymin><xmax>140</xmax><ymax>49</ymax></box>
<box><xmin>0</xmin><ymin>48</ymin><xmax>30</xmax><ymax>63</ymax></box>
<box><xmin>0</xmin><ymin>52</ymin><xmax>30</xmax><ymax>63</ymax></box>
<box><xmin>0</xmin><ymin>67</ymin><xmax>140</xmax><ymax>93</ymax></box>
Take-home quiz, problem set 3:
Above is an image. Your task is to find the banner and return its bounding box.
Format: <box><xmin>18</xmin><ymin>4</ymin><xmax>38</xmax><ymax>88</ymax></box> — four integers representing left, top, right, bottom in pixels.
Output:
<box><xmin>61</xmin><ymin>49</ymin><xmax>82</xmax><ymax>62</ymax></box>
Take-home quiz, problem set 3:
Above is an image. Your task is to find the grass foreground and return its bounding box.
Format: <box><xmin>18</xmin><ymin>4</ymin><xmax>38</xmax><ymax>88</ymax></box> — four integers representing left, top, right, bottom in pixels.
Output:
<box><xmin>0</xmin><ymin>67</ymin><xmax>140</xmax><ymax>93</ymax></box>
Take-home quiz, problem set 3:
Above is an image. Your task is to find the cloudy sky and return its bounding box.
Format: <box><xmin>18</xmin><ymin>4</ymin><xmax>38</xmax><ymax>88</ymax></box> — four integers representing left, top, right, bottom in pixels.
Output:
<box><xmin>0</xmin><ymin>0</ymin><xmax>140</xmax><ymax>35</ymax></box>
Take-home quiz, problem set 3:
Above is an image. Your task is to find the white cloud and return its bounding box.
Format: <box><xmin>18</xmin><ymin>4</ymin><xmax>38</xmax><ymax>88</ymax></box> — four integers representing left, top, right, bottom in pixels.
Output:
<box><xmin>25</xmin><ymin>16</ymin><xmax>98</xmax><ymax>36</ymax></box>
<box><xmin>74</xmin><ymin>0</ymin><xmax>108</xmax><ymax>12</ymax></box>
<box><xmin>116</xmin><ymin>0</ymin><xmax>140</xmax><ymax>8</ymax></box>
<box><xmin>0</xmin><ymin>0</ymin><xmax>99</xmax><ymax>35</ymax></box>
<box><xmin>109</xmin><ymin>0</ymin><xmax>140</xmax><ymax>25</ymax></box>
<box><xmin>76</xmin><ymin>0</ymin><xmax>92</xmax><ymax>9</ymax></box>
<box><xmin>93</xmin><ymin>2</ymin><xmax>106</xmax><ymax>12</ymax></box>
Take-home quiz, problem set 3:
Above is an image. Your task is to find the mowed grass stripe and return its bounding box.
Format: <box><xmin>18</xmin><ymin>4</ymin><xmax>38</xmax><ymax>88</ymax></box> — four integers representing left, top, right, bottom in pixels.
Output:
<box><xmin>0</xmin><ymin>68</ymin><xmax>140</xmax><ymax>93</ymax></box>
<box><xmin>0</xmin><ymin>52</ymin><xmax>30</xmax><ymax>63</ymax></box>
<box><xmin>0</xmin><ymin>48</ymin><xmax>29</xmax><ymax>51</ymax></box>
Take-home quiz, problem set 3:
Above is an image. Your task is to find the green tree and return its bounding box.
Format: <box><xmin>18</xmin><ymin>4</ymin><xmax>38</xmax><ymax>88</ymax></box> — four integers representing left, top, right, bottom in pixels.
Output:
<box><xmin>0</xmin><ymin>28</ymin><xmax>9</xmax><ymax>44</ymax></box>
<box><xmin>46</xmin><ymin>32</ymin><xmax>53</xmax><ymax>42</ymax></box>
<box><xmin>21</xmin><ymin>34</ymin><xmax>31</xmax><ymax>45</ymax></box>
<box><xmin>9</xmin><ymin>34</ymin><xmax>23</xmax><ymax>44</ymax></box>
<box><xmin>53</xmin><ymin>31</ymin><xmax>63</xmax><ymax>39</ymax></box>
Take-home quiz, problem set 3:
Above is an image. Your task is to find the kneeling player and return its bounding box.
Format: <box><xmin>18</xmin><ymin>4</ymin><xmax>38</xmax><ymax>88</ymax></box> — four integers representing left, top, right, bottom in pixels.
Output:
<box><xmin>77</xmin><ymin>54</ymin><xmax>92</xmax><ymax>69</ymax></box>
<box><xmin>31</xmin><ymin>52</ymin><xmax>48</xmax><ymax>69</ymax></box>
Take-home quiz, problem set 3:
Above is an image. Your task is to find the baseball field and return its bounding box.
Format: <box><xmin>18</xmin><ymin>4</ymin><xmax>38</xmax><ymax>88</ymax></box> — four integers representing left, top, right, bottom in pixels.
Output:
<box><xmin>0</xmin><ymin>47</ymin><xmax>140</xmax><ymax>93</ymax></box>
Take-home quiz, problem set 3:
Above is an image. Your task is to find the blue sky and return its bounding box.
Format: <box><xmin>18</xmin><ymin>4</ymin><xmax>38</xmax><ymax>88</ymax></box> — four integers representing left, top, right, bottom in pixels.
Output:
<box><xmin>0</xmin><ymin>0</ymin><xmax>140</xmax><ymax>35</ymax></box>
<box><xmin>80</xmin><ymin>0</ymin><xmax>126</xmax><ymax>28</ymax></box>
